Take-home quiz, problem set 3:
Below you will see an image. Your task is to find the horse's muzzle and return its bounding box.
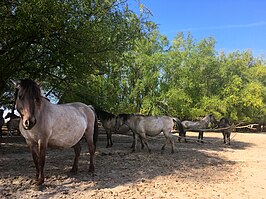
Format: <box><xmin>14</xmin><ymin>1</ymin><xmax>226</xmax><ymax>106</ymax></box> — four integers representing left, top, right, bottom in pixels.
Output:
<box><xmin>23</xmin><ymin>118</ymin><xmax>36</xmax><ymax>130</ymax></box>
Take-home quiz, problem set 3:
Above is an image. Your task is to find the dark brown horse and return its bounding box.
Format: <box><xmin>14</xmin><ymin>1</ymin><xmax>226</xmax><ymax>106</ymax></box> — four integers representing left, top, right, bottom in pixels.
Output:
<box><xmin>13</xmin><ymin>79</ymin><xmax>98</xmax><ymax>186</ymax></box>
<box><xmin>95</xmin><ymin>108</ymin><xmax>132</xmax><ymax>148</ymax></box>
<box><xmin>218</xmin><ymin>118</ymin><xmax>231</xmax><ymax>145</ymax></box>
<box><xmin>5</xmin><ymin>112</ymin><xmax>20</xmax><ymax>136</ymax></box>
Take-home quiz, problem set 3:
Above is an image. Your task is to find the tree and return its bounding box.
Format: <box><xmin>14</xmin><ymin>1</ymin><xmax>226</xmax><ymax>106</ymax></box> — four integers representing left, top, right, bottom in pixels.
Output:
<box><xmin>0</xmin><ymin>0</ymin><xmax>146</xmax><ymax>107</ymax></box>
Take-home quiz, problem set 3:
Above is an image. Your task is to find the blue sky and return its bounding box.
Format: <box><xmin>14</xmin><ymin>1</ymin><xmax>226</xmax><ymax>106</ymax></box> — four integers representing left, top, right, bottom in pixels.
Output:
<box><xmin>129</xmin><ymin>0</ymin><xmax>266</xmax><ymax>57</ymax></box>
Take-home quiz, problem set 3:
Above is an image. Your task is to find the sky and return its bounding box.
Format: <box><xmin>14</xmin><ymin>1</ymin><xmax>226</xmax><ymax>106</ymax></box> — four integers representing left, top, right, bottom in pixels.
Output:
<box><xmin>129</xmin><ymin>0</ymin><xmax>266</xmax><ymax>57</ymax></box>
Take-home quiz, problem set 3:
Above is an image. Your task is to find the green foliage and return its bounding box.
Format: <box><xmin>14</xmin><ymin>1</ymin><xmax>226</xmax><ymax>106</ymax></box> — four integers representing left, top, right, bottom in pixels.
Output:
<box><xmin>1</xmin><ymin>1</ymin><xmax>266</xmax><ymax>123</ymax></box>
<box><xmin>0</xmin><ymin>0</ymin><xmax>145</xmax><ymax>106</ymax></box>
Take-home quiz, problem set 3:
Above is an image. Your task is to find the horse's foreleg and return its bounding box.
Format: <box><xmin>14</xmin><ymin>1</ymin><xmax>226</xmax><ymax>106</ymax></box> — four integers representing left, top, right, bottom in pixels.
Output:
<box><xmin>30</xmin><ymin>145</ymin><xmax>39</xmax><ymax>182</ymax></box>
<box><xmin>197</xmin><ymin>132</ymin><xmax>201</xmax><ymax>142</ymax></box>
<box><xmin>130</xmin><ymin>130</ymin><xmax>135</xmax><ymax>149</ymax></box>
<box><xmin>70</xmin><ymin>142</ymin><xmax>81</xmax><ymax>174</ymax></box>
<box><xmin>200</xmin><ymin>131</ymin><xmax>204</xmax><ymax>143</ymax></box>
<box><xmin>106</xmin><ymin>130</ymin><xmax>113</xmax><ymax>148</ymax></box>
<box><xmin>36</xmin><ymin>142</ymin><xmax>46</xmax><ymax>186</ymax></box>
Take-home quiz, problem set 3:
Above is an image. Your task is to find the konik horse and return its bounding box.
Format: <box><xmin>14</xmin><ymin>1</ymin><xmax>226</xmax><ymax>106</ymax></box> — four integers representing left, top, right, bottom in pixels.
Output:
<box><xmin>218</xmin><ymin>117</ymin><xmax>231</xmax><ymax>145</ymax></box>
<box><xmin>13</xmin><ymin>79</ymin><xmax>98</xmax><ymax>186</ymax></box>
<box><xmin>95</xmin><ymin>108</ymin><xmax>131</xmax><ymax>148</ymax></box>
<box><xmin>115</xmin><ymin>114</ymin><xmax>185</xmax><ymax>153</ymax></box>
<box><xmin>182</xmin><ymin>114</ymin><xmax>216</xmax><ymax>143</ymax></box>
<box><xmin>95</xmin><ymin>108</ymin><xmax>116</xmax><ymax>147</ymax></box>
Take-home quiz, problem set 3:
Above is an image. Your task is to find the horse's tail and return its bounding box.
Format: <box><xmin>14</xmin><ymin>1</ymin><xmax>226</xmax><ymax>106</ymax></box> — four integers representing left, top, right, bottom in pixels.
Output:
<box><xmin>93</xmin><ymin>114</ymin><xmax>98</xmax><ymax>150</ymax></box>
<box><xmin>90</xmin><ymin>106</ymin><xmax>98</xmax><ymax>151</ymax></box>
<box><xmin>173</xmin><ymin>118</ymin><xmax>186</xmax><ymax>138</ymax></box>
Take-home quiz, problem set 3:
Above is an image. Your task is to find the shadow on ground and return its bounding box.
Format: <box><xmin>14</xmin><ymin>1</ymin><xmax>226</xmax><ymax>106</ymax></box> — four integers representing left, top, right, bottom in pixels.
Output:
<box><xmin>0</xmin><ymin>131</ymin><xmax>255</xmax><ymax>197</ymax></box>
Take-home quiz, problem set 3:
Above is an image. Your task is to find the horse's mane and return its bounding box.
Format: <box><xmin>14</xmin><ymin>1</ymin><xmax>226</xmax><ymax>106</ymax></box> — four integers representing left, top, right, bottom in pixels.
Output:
<box><xmin>117</xmin><ymin>113</ymin><xmax>132</xmax><ymax>122</ymax></box>
<box><xmin>95</xmin><ymin>108</ymin><xmax>115</xmax><ymax>121</ymax></box>
<box><xmin>117</xmin><ymin>113</ymin><xmax>145</xmax><ymax>122</ymax></box>
<box><xmin>19</xmin><ymin>79</ymin><xmax>42</xmax><ymax>103</ymax></box>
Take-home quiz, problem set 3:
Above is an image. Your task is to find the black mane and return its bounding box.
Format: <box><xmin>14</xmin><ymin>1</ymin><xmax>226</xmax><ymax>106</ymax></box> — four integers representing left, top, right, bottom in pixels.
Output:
<box><xmin>95</xmin><ymin>108</ymin><xmax>115</xmax><ymax>121</ymax></box>
<box><xmin>19</xmin><ymin>79</ymin><xmax>42</xmax><ymax>103</ymax></box>
<box><xmin>117</xmin><ymin>113</ymin><xmax>133</xmax><ymax>122</ymax></box>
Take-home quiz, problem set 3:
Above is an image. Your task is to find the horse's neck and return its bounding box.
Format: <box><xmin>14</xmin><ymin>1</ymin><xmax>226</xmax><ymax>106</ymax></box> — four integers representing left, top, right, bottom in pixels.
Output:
<box><xmin>201</xmin><ymin>116</ymin><xmax>211</xmax><ymax>125</ymax></box>
<box><xmin>37</xmin><ymin>97</ymin><xmax>52</xmax><ymax>116</ymax></box>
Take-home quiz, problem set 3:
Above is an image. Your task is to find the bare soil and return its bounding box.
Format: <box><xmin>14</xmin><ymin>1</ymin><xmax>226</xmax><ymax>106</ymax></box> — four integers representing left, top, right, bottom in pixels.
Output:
<box><xmin>0</xmin><ymin>130</ymin><xmax>266</xmax><ymax>199</ymax></box>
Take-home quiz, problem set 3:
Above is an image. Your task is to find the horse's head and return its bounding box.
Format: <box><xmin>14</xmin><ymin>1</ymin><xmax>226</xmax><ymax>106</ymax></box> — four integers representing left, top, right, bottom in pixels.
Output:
<box><xmin>13</xmin><ymin>79</ymin><xmax>41</xmax><ymax>130</ymax></box>
<box><xmin>209</xmin><ymin>114</ymin><xmax>218</xmax><ymax>128</ymax></box>
<box><xmin>219</xmin><ymin>117</ymin><xmax>230</xmax><ymax>126</ymax></box>
<box><xmin>115</xmin><ymin>114</ymin><xmax>130</xmax><ymax>131</ymax></box>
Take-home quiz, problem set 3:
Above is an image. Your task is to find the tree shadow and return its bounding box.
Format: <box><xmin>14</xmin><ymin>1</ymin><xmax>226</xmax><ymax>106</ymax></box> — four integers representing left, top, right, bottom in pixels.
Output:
<box><xmin>0</xmin><ymin>132</ymin><xmax>256</xmax><ymax>197</ymax></box>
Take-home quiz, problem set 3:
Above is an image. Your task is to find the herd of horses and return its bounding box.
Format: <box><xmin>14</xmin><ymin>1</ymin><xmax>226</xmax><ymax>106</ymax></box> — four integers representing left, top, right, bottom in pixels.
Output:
<box><xmin>0</xmin><ymin>79</ymin><xmax>232</xmax><ymax>186</ymax></box>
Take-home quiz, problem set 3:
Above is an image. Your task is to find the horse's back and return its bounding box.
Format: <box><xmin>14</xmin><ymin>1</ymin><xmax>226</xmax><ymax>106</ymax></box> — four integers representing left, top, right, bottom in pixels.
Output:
<box><xmin>182</xmin><ymin>120</ymin><xmax>198</xmax><ymax>129</ymax></box>
<box><xmin>52</xmin><ymin>102</ymin><xmax>95</xmax><ymax>129</ymax></box>
<box><xmin>50</xmin><ymin>103</ymin><xmax>95</xmax><ymax>148</ymax></box>
<box><xmin>137</xmin><ymin>116</ymin><xmax>174</xmax><ymax>135</ymax></box>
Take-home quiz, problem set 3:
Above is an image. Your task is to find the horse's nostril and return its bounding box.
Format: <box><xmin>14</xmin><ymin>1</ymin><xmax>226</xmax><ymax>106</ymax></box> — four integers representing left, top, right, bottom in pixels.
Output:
<box><xmin>25</xmin><ymin>120</ymin><xmax>29</xmax><ymax>127</ymax></box>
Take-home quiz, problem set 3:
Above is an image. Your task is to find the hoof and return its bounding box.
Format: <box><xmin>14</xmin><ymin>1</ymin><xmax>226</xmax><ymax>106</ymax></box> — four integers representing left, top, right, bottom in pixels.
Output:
<box><xmin>89</xmin><ymin>166</ymin><xmax>95</xmax><ymax>172</ymax></box>
<box><xmin>69</xmin><ymin>169</ymin><xmax>78</xmax><ymax>175</ymax></box>
<box><xmin>36</xmin><ymin>179</ymin><xmax>44</xmax><ymax>187</ymax></box>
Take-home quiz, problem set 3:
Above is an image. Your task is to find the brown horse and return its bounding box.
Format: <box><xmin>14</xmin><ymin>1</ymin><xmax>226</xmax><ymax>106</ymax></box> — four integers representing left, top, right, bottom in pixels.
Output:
<box><xmin>0</xmin><ymin>109</ymin><xmax>4</xmax><ymax>138</ymax></box>
<box><xmin>95</xmin><ymin>108</ymin><xmax>133</xmax><ymax>148</ymax></box>
<box><xmin>5</xmin><ymin>112</ymin><xmax>20</xmax><ymax>136</ymax></box>
<box><xmin>13</xmin><ymin>79</ymin><xmax>98</xmax><ymax>186</ymax></box>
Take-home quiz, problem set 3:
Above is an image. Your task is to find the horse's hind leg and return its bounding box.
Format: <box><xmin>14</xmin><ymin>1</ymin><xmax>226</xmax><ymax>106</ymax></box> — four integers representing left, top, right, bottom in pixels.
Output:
<box><xmin>143</xmin><ymin>140</ymin><xmax>151</xmax><ymax>153</ymax></box>
<box><xmin>139</xmin><ymin>133</ymin><xmax>151</xmax><ymax>153</ymax></box>
<box><xmin>84</xmin><ymin>129</ymin><xmax>95</xmax><ymax>172</ymax></box>
<box><xmin>70</xmin><ymin>142</ymin><xmax>81</xmax><ymax>174</ymax></box>
<box><xmin>139</xmin><ymin>135</ymin><xmax>145</xmax><ymax>149</ymax></box>
<box><xmin>131</xmin><ymin>131</ymin><xmax>138</xmax><ymax>152</ymax></box>
<box><xmin>197</xmin><ymin>132</ymin><xmax>201</xmax><ymax>142</ymax></box>
<box><xmin>222</xmin><ymin>132</ymin><xmax>226</xmax><ymax>144</ymax></box>
<box><xmin>163</xmin><ymin>131</ymin><xmax>175</xmax><ymax>153</ymax></box>
<box><xmin>226</xmin><ymin>132</ymin><xmax>231</xmax><ymax>145</ymax></box>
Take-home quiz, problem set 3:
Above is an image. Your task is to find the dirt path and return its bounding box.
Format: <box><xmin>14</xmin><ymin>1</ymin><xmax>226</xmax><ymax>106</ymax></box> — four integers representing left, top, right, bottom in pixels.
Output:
<box><xmin>0</xmin><ymin>131</ymin><xmax>266</xmax><ymax>198</ymax></box>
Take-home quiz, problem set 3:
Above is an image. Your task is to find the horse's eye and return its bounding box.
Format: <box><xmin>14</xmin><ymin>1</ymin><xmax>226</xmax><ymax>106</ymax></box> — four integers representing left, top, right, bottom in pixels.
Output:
<box><xmin>18</xmin><ymin>95</ymin><xmax>23</xmax><ymax>100</ymax></box>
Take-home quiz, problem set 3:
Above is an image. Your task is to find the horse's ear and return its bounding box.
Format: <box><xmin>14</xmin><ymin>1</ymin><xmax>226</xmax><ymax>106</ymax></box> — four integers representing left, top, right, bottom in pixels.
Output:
<box><xmin>11</xmin><ymin>80</ymin><xmax>21</xmax><ymax>89</ymax></box>
<box><xmin>36</xmin><ymin>80</ymin><xmax>43</xmax><ymax>87</ymax></box>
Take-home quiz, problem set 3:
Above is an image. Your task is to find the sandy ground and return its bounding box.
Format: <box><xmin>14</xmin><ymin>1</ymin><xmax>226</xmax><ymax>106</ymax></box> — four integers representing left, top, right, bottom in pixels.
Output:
<box><xmin>0</xmin><ymin>130</ymin><xmax>266</xmax><ymax>199</ymax></box>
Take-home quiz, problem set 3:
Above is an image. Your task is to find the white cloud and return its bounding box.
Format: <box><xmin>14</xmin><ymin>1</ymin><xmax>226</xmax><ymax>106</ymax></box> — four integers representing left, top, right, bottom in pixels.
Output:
<box><xmin>175</xmin><ymin>21</ymin><xmax>266</xmax><ymax>32</ymax></box>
